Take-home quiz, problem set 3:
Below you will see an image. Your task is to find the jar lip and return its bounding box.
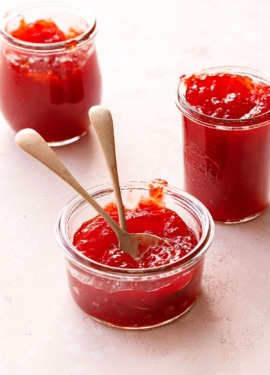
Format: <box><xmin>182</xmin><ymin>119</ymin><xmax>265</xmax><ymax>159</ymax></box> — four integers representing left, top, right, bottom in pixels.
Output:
<box><xmin>55</xmin><ymin>181</ymin><xmax>214</xmax><ymax>278</ymax></box>
<box><xmin>0</xmin><ymin>1</ymin><xmax>97</xmax><ymax>52</ymax></box>
<box><xmin>175</xmin><ymin>65</ymin><xmax>270</xmax><ymax>130</ymax></box>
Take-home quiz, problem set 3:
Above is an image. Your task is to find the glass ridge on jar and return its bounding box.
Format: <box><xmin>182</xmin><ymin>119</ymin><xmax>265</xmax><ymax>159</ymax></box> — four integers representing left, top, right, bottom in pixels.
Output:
<box><xmin>0</xmin><ymin>2</ymin><xmax>102</xmax><ymax>146</ymax></box>
<box><xmin>55</xmin><ymin>181</ymin><xmax>214</xmax><ymax>330</ymax></box>
<box><xmin>176</xmin><ymin>66</ymin><xmax>270</xmax><ymax>224</ymax></box>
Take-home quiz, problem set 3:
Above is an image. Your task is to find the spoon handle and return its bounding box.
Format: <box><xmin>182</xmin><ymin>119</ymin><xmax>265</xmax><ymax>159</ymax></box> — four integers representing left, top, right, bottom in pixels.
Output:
<box><xmin>89</xmin><ymin>106</ymin><xmax>127</xmax><ymax>231</ymax></box>
<box><xmin>15</xmin><ymin>128</ymin><xmax>123</xmax><ymax>238</ymax></box>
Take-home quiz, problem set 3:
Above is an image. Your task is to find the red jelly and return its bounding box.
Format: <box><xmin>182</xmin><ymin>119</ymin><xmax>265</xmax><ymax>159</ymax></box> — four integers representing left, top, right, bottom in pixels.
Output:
<box><xmin>0</xmin><ymin>3</ymin><xmax>102</xmax><ymax>145</ymax></box>
<box><xmin>56</xmin><ymin>181</ymin><xmax>214</xmax><ymax>329</ymax></box>
<box><xmin>11</xmin><ymin>19</ymin><xmax>68</xmax><ymax>43</ymax></box>
<box><xmin>73</xmin><ymin>202</ymin><xmax>198</xmax><ymax>269</ymax></box>
<box><xmin>176</xmin><ymin>66</ymin><xmax>270</xmax><ymax>223</ymax></box>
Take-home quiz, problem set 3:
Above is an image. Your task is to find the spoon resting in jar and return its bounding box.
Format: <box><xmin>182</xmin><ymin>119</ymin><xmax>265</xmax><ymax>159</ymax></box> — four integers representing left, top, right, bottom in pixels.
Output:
<box><xmin>89</xmin><ymin>105</ymin><xmax>127</xmax><ymax>231</ymax></box>
<box><xmin>15</xmin><ymin>128</ymin><xmax>167</xmax><ymax>259</ymax></box>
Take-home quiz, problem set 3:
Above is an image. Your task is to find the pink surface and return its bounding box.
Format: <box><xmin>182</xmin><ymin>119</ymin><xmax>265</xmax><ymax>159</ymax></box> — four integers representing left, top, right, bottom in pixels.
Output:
<box><xmin>1</xmin><ymin>0</ymin><xmax>270</xmax><ymax>374</ymax></box>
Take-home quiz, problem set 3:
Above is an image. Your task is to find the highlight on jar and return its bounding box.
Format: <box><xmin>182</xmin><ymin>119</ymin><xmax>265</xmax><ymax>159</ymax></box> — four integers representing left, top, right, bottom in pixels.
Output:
<box><xmin>55</xmin><ymin>180</ymin><xmax>214</xmax><ymax>329</ymax></box>
<box><xmin>175</xmin><ymin>66</ymin><xmax>270</xmax><ymax>224</ymax></box>
<box><xmin>0</xmin><ymin>1</ymin><xmax>102</xmax><ymax>146</ymax></box>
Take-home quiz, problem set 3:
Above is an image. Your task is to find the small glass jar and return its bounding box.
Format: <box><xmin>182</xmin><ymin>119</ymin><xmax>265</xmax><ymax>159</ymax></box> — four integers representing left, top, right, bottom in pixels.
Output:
<box><xmin>55</xmin><ymin>181</ymin><xmax>214</xmax><ymax>330</ymax></box>
<box><xmin>176</xmin><ymin>66</ymin><xmax>270</xmax><ymax>223</ymax></box>
<box><xmin>0</xmin><ymin>2</ymin><xmax>102</xmax><ymax>146</ymax></box>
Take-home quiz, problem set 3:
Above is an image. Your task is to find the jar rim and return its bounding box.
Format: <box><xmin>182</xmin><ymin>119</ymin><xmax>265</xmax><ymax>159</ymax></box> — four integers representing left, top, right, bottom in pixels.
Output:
<box><xmin>55</xmin><ymin>181</ymin><xmax>214</xmax><ymax>279</ymax></box>
<box><xmin>175</xmin><ymin>65</ymin><xmax>270</xmax><ymax>131</ymax></box>
<box><xmin>0</xmin><ymin>1</ymin><xmax>97</xmax><ymax>52</ymax></box>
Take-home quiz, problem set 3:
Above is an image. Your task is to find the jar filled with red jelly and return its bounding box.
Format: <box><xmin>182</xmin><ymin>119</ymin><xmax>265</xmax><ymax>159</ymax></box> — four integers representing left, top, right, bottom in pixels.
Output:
<box><xmin>55</xmin><ymin>181</ymin><xmax>214</xmax><ymax>329</ymax></box>
<box><xmin>176</xmin><ymin>66</ymin><xmax>270</xmax><ymax>223</ymax></box>
<box><xmin>0</xmin><ymin>2</ymin><xmax>102</xmax><ymax>146</ymax></box>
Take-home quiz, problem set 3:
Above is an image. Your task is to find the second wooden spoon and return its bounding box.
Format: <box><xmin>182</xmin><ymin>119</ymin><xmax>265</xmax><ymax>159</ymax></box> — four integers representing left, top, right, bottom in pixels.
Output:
<box><xmin>89</xmin><ymin>105</ymin><xmax>127</xmax><ymax>231</ymax></box>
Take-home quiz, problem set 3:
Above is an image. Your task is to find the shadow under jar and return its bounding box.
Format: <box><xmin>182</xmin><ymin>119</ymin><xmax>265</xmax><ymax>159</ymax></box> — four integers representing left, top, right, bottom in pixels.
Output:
<box><xmin>176</xmin><ymin>66</ymin><xmax>270</xmax><ymax>224</ymax></box>
<box><xmin>55</xmin><ymin>181</ymin><xmax>214</xmax><ymax>330</ymax></box>
<box><xmin>0</xmin><ymin>2</ymin><xmax>102</xmax><ymax>146</ymax></box>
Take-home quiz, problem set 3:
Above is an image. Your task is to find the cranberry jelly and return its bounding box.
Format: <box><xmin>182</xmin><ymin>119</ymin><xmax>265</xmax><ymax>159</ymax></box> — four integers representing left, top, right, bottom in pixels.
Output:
<box><xmin>0</xmin><ymin>3</ymin><xmax>102</xmax><ymax>146</ymax></box>
<box><xmin>56</xmin><ymin>182</ymin><xmax>214</xmax><ymax>329</ymax></box>
<box><xmin>176</xmin><ymin>66</ymin><xmax>270</xmax><ymax>223</ymax></box>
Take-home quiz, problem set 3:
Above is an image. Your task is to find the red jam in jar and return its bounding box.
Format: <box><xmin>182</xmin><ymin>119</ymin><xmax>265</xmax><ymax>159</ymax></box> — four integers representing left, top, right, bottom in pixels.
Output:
<box><xmin>0</xmin><ymin>3</ymin><xmax>102</xmax><ymax>146</ymax></box>
<box><xmin>56</xmin><ymin>181</ymin><xmax>214</xmax><ymax>329</ymax></box>
<box><xmin>176</xmin><ymin>66</ymin><xmax>270</xmax><ymax>223</ymax></box>
<box><xmin>10</xmin><ymin>18</ymin><xmax>81</xmax><ymax>43</ymax></box>
<box><xmin>73</xmin><ymin>200</ymin><xmax>198</xmax><ymax>269</ymax></box>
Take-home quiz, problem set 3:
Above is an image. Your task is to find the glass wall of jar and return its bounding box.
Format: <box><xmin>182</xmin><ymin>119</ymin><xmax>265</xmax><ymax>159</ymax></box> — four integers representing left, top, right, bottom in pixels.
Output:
<box><xmin>55</xmin><ymin>181</ymin><xmax>214</xmax><ymax>329</ymax></box>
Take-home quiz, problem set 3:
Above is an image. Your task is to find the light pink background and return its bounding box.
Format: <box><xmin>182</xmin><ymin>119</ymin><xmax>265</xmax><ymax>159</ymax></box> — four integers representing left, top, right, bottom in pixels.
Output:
<box><xmin>1</xmin><ymin>0</ymin><xmax>270</xmax><ymax>374</ymax></box>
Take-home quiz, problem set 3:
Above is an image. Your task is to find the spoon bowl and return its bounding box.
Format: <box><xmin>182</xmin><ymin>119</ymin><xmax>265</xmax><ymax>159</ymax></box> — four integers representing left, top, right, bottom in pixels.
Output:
<box><xmin>15</xmin><ymin>128</ymin><xmax>167</xmax><ymax>259</ymax></box>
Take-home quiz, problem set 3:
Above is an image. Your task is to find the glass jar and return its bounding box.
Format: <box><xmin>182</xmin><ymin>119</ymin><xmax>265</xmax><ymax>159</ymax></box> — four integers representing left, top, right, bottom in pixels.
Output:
<box><xmin>176</xmin><ymin>66</ymin><xmax>270</xmax><ymax>223</ymax></box>
<box><xmin>0</xmin><ymin>2</ymin><xmax>102</xmax><ymax>146</ymax></box>
<box><xmin>55</xmin><ymin>181</ymin><xmax>214</xmax><ymax>329</ymax></box>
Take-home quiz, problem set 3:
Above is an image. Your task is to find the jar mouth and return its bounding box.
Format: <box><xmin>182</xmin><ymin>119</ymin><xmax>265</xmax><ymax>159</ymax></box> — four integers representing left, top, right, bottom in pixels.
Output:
<box><xmin>55</xmin><ymin>181</ymin><xmax>214</xmax><ymax>278</ymax></box>
<box><xmin>175</xmin><ymin>65</ymin><xmax>270</xmax><ymax>130</ymax></box>
<box><xmin>0</xmin><ymin>1</ymin><xmax>97</xmax><ymax>52</ymax></box>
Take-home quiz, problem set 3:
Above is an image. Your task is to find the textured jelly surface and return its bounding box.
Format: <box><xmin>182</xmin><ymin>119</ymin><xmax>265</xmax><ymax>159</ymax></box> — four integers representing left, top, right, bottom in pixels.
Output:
<box><xmin>73</xmin><ymin>201</ymin><xmax>198</xmax><ymax>269</ymax></box>
<box><xmin>10</xmin><ymin>19</ymin><xmax>80</xmax><ymax>43</ymax></box>
<box><xmin>0</xmin><ymin>18</ymin><xmax>101</xmax><ymax>143</ymax></box>
<box><xmin>184</xmin><ymin>72</ymin><xmax>270</xmax><ymax>119</ymax></box>
<box><xmin>68</xmin><ymin>184</ymin><xmax>204</xmax><ymax>328</ymax></box>
<box><xmin>180</xmin><ymin>71</ymin><xmax>270</xmax><ymax>222</ymax></box>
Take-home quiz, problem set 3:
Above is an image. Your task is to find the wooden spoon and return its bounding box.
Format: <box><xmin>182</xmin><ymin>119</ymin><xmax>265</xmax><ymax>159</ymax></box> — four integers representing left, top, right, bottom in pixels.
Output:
<box><xmin>15</xmin><ymin>128</ymin><xmax>166</xmax><ymax>259</ymax></box>
<box><xmin>89</xmin><ymin>105</ymin><xmax>127</xmax><ymax>231</ymax></box>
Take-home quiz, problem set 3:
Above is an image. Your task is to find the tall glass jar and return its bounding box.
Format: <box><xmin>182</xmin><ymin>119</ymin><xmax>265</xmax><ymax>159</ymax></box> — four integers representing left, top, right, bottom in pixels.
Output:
<box><xmin>0</xmin><ymin>2</ymin><xmax>102</xmax><ymax>146</ymax></box>
<box><xmin>176</xmin><ymin>66</ymin><xmax>270</xmax><ymax>224</ymax></box>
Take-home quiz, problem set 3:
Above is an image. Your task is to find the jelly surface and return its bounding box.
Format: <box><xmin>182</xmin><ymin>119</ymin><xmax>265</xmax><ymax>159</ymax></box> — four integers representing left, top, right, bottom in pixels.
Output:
<box><xmin>73</xmin><ymin>200</ymin><xmax>198</xmax><ymax>269</ymax></box>
<box><xmin>0</xmin><ymin>18</ymin><xmax>101</xmax><ymax>143</ymax></box>
<box><xmin>184</xmin><ymin>73</ymin><xmax>270</xmax><ymax>120</ymax></box>
<box><xmin>10</xmin><ymin>19</ymin><xmax>81</xmax><ymax>43</ymax></box>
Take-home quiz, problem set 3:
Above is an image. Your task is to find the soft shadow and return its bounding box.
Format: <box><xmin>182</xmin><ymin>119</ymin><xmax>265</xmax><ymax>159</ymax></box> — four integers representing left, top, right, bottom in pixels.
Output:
<box><xmin>56</xmin><ymin>288</ymin><xmax>219</xmax><ymax>355</ymax></box>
